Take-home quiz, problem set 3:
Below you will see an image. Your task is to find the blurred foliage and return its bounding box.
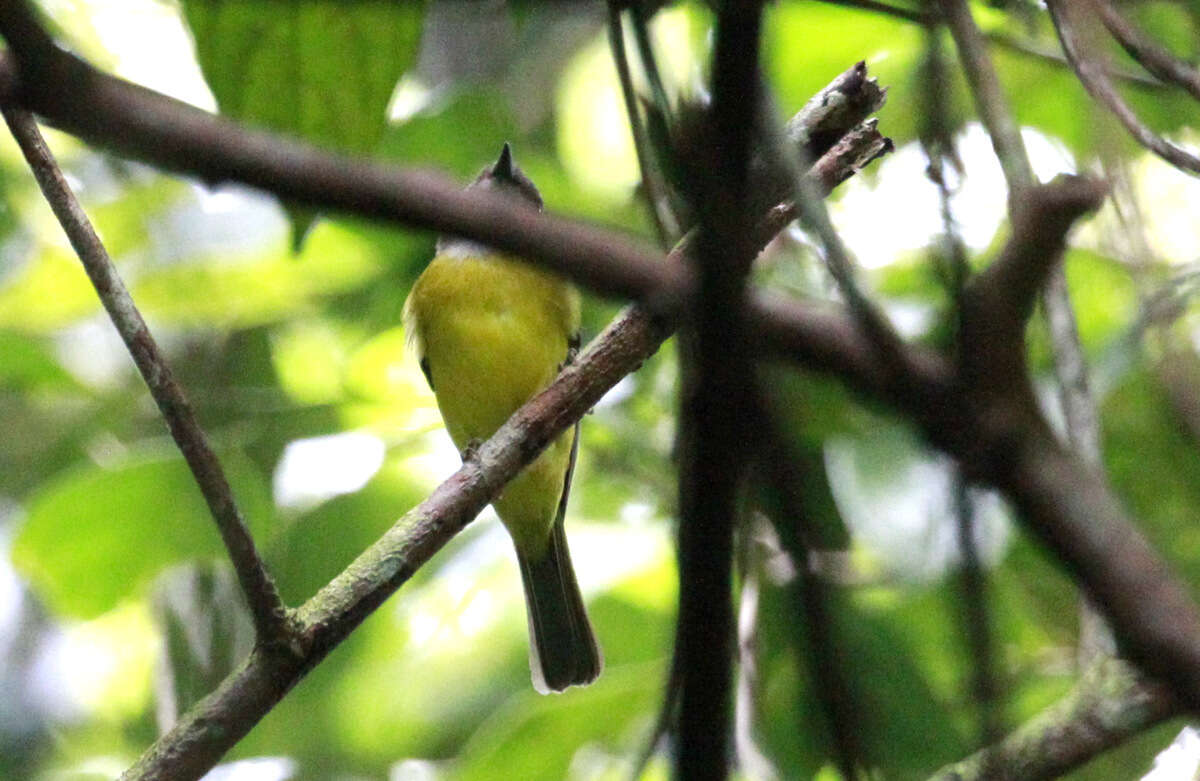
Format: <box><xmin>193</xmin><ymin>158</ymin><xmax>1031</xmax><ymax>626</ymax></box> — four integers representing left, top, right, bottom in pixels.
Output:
<box><xmin>2</xmin><ymin>1</ymin><xmax>1200</xmax><ymax>780</ymax></box>
<box><xmin>181</xmin><ymin>0</ymin><xmax>425</xmax><ymax>243</ymax></box>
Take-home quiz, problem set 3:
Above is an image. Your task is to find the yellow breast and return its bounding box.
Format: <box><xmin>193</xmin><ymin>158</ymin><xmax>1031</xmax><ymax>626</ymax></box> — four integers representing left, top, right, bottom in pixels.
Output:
<box><xmin>403</xmin><ymin>248</ymin><xmax>581</xmax><ymax>556</ymax></box>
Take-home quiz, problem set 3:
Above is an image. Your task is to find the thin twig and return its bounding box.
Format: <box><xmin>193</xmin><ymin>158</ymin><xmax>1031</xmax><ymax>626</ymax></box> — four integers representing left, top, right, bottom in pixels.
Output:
<box><xmin>1033</xmin><ymin>0</ymin><xmax>1122</xmax><ymax>662</ymax></box>
<box><xmin>938</xmin><ymin>0</ymin><xmax>1034</xmax><ymax>200</ymax></box>
<box><xmin>629</xmin><ymin>1</ymin><xmax>675</xmax><ymax>129</ymax></box>
<box><xmin>759</xmin><ymin>426</ymin><xmax>864</xmax><ymax>778</ymax></box>
<box><xmin>778</xmin><ymin>117</ymin><xmax>914</xmax><ymax>394</ymax></box>
<box><xmin>773</xmin><ymin>67</ymin><xmax>902</xmax><ymax>385</ymax></box>
<box><xmin>1094</xmin><ymin>0</ymin><xmax>1200</xmax><ymax>101</ymax></box>
<box><xmin>1047</xmin><ymin>0</ymin><xmax>1200</xmax><ymax>175</ymax></box>
<box><xmin>733</xmin><ymin>523</ymin><xmax>779</xmax><ymax>780</ymax></box>
<box><xmin>920</xmin><ymin>24</ymin><xmax>1004</xmax><ymax>761</ymax></box>
<box><xmin>756</xmin><ymin>119</ymin><xmax>893</xmax><ymax>249</ymax></box>
<box><xmin>986</xmin><ymin>30</ymin><xmax>1167</xmax><ymax>90</ymax></box>
<box><xmin>918</xmin><ymin>23</ymin><xmax>970</xmax><ymax>298</ymax></box>
<box><xmin>627</xmin><ymin>654</ymin><xmax>681</xmax><ymax>779</ymax></box>
<box><xmin>813</xmin><ymin>0</ymin><xmax>931</xmax><ymax>24</ymax></box>
<box><xmin>953</xmin><ymin>478</ymin><xmax>1003</xmax><ymax>771</ymax></box>
<box><xmin>0</xmin><ymin>106</ymin><xmax>290</xmax><ymax>642</ymax></box>
<box><xmin>607</xmin><ymin>1</ymin><xmax>679</xmax><ymax>246</ymax></box>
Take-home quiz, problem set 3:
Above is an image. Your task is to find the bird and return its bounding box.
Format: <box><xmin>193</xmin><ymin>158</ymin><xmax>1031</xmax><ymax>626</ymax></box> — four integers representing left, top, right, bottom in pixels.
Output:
<box><xmin>403</xmin><ymin>143</ymin><xmax>602</xmax><ymax>693</ymax></box>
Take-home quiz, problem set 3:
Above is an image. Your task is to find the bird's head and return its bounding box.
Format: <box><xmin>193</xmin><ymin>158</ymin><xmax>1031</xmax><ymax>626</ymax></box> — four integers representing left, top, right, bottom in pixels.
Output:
<box><xmin>469</xmin><ymin>142</ymin><xmax>543</xmax><ymax>211</ymax></box>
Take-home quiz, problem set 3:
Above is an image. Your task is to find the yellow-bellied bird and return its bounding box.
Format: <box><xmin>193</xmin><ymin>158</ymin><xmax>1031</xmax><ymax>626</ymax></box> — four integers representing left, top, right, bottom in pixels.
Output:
<box><xmin>403</xmin><ymin>144</ymin><xmax>602</xmax><ymax>692</ymax></box>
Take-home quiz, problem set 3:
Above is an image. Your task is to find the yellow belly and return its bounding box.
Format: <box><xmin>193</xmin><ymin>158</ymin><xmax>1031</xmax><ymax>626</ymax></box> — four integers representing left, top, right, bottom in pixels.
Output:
<box><xmin>404</xmin><ymin>250</ymin><xmax>581</xmax><ymax>556</ymax></box>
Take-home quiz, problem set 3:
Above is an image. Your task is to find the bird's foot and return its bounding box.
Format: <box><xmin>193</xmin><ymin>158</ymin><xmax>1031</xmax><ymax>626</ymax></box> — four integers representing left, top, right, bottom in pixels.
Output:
<box><xmin>461</xmin><ymin>438</ymin><xmax>484</xmax><ymax>463</ymax></box>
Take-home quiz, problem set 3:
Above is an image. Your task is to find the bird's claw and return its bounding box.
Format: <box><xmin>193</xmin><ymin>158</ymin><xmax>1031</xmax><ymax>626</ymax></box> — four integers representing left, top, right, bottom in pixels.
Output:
<box><xmin>461</xmin><ymin>438</ymin><xmax>484</xmax><ymax>462</ymax></box>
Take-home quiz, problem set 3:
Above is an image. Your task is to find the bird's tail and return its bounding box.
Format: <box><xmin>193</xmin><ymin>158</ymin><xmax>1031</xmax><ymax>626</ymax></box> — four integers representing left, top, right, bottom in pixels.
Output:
<box><xmin>516</xmin><ymin>518</ymin><xmax>603</xmax><ymax>693</ymax></box>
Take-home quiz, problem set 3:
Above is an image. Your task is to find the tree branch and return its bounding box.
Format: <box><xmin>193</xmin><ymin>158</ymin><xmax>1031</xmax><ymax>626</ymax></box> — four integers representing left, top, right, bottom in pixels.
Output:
<box><xmin>1094</xmin><ymin>0</ymin><xmax>1200</xmax><ymax>102</ymax></box>
<box><xmin>944</xmin><ymin>0</ymin><xmax>1118</xmax><ymax>674</ymax></box>
<box><xmin>943</xmin><ymin>181</ymin><xmax>1200</xmax><ymax>720</ymax></box>
<box><xmin>0</xmin><ymin>105</ymin><xmax>290</xmax><ymax>643</ymax></box>
<box><xmin>0</xmin><ymin>45</ymin><xmax>684</xmax><ymax>309</ymax></box>
<box><xmin>928</xmin><ymin>660</ymin><xmax>1177</xmax><ymax>781</ymax></box>
<box><xmin>784</xmin><ymin>60</ymin><xmax>889</xmax><ymax>162</ymax></box>
<box><xmin>607</xmin><ymin>0</ymin><xmax>680</xmax><ymax>246</ymax></box>
<box><xmin>673</xmin><ymin>2</ymin><xmax>766</xmax><ymax>777</ymax></box>
<box><xmin>938</xmin><ymin>0</ymin><xmax>1034</xmax><ymax>200</ymax></box>
<box><xmin>1047</xmin><ymin>0</ymin><xmax>1200</xmax><ymax>176</ymax></box>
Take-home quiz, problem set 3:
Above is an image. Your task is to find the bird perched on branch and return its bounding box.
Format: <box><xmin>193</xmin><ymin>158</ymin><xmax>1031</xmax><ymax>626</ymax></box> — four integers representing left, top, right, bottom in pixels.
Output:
<box><xmin>403</xmin><ymin>143</ymin><xmax>602</xmax><ymax>693</ymax></box>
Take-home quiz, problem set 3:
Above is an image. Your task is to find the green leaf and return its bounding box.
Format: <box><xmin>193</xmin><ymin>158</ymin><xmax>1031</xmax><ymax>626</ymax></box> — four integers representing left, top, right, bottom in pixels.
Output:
<box><xmin>379</xmin><ymin>87</ymin><xmax>519</xmax><ymax>178</ymax></box>
<box><xmin>756</xmin><ymin>578</ymin><xmax>972</xmax><ymax>779</ymax></box>
<box><xmin>0</xmin><ymin>330</ymin><xmax>83</xmax><ymax>391</ymax></box>
<box><xmin>267</xmin><ymin>455</ymin><xmax>429</xmax><ymax>604</ymax></box>
<box><xmin>0</xmin><ymin>245</ymin><xmax>100</xmax><ymax>332</ymax></box>
<box><xmin>182</xmin><ymin>0</ymin><xmax>425</xmax><ymax>243</ymax></box>
<box><xmin>1103</xmin><ymin>365</ymin><xmax>1200</xmax><ymax>585</ymax></box>
<box><xmin>13</xmin><ymin>448</ymin><xmax>275</xmax><ymax>618</ymax></box>
<box><xmin>454</xmin><ymin>662</ymin><xmax>662</xmax><ymax>781</ymax></box>
<box><xmin>130</xmin><ymin>220</ymin><xmax>385</xmax><ymax>328</ymax></box>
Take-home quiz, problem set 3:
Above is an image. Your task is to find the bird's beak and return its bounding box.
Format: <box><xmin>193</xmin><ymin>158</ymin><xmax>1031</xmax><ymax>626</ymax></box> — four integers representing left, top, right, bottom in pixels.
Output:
<box><xmin>493</xmin><ymin>142</ymin><xmax>515</xmax><ymax>182</ymax></box>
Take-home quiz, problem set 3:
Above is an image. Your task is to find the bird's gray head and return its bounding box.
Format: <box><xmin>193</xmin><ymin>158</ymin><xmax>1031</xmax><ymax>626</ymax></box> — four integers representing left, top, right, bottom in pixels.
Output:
<box><xmin>468</xmin><ymin>142</ymin><xmax>543</xmax><ymax>210</ymax></box>
<box><xmin>438</xmin><ymin>143</ymin><xmax>542</xmax><ymax>256</ymax></box>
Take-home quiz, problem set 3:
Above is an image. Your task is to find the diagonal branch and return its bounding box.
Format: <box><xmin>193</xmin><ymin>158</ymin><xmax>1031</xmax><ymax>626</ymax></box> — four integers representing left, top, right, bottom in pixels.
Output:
<box><xmin>0</xmin><ymin>105</ymin><xmax>290</xmax><ymax>643</ymax></box>
<box><xmin>928</xmin><ymin>660</ymin><xmax>1177</xmax><ymax>781</ymax></box>
<box><xmin>1047</xmin><ymin>0</ymin><xmax>1200</xmax><ymax>176</ymax></box>
<box><xmin>1095</xmin><ymin>0</ymin><xmax>1200</xmax><ymax>102</ymax></box>
<box><xmin>0</xmin><ymin>46</ymin><xmax>683</xmax><ymax>309</ymax></box>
